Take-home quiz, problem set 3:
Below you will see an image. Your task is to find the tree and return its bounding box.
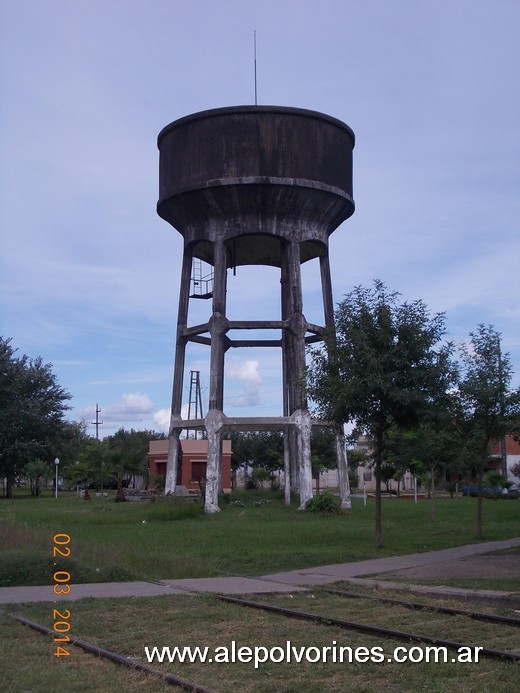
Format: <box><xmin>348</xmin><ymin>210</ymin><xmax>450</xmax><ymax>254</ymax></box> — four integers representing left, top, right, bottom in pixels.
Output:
<box><xmin>74</xmin><ymin>441</ymin><xmax>104</xmax><ymax>499</ymax></box>
<box><xmin>483</xmin><ymin>471</ymin><xmax>507</xmax><ymax>500</ymax></box>
<box><xmin>227</xmin><ymin>431</ymin><xmax>284</xmax><ymax>485</ymax></box>
<box><xmin>69</xmin><ymin>459</ymin><xmax>95</xmax><ymax>500</ymax></box>
<box><xmin>345</xmin><ymin>448</ymin><xmax>367</xmax><ymax>491</ymax></box>
<box><xmin>56</xmin><ymin>421</ymin><xmax>91</xmax><ymax>481</ymax></box>
<box><xmin>310</xmin><ymin>428</ymin><xmax>337</xmax><ymax>493</ymax></box>
<box><xmin>102</xmin><ymin>428</ymin><xmax>159</xmax><ymax>498</ymax></box>
<box><xmin>23</xmin><ymin>459</ymin><xmax>50</xmax><ymax>496</ymax></box>
<box><xmin>308</xmin><ymin>281</ymin><xmax>455</xmax><ymax>548</ymax></box>
<box><xmin>0</xmin><ymin>337</ymin><xmax>71</xmax><ymax>498</ymax></box>
<box><xmin>380</xmin><ymin>462</ymin><xmax>397</xmax><ymax>494</ymax></box>
<box><xmin>250</xmin><ymin>467</ymin><xmax>271</xmax><ymax>489</ymax></box>
<box><xmin>105</xmin><ymin>447</ymin><xmax>145</xmax><ymax>500</ymax></box>
<box><xmin>452</xmin><ymin>325</ymin><xmax>520</xmax><ymax>538</ymax></box>
<box><xmin>385</xmin><ymin>409</ymin><xmax>463</xmax><ymax>517</ymax></box>
<box><xmin>227</xmin><ymin>431</ymin><xmax>255</xmax><ymax>483</ymax></box>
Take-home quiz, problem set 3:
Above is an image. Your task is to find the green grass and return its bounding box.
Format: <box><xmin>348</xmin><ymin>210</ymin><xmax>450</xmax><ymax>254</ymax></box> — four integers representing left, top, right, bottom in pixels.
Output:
<box><xmin>1</xmin><ymin>489</ymin><xmax>519</xmax><ymax>692</ymax></box>
<box><xmin>2</xmin><ymin>591</ymin><xmax>519</xmax><ymax>692</ymax></box>
<box><xmin>0</xmin><ymin>489</ymin><xmax>519</xmax><ymax>587</ymax></box>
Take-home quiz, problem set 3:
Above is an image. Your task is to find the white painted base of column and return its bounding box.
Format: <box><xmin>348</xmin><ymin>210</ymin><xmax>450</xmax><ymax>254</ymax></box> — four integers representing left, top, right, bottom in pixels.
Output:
<box><xmin>295</xmin><ymin>409</ymin><xmax>313</xmax><ymax>510</ymax></box>
<box><xmin>164</xmin><ymin>430</ymin><xmax>180</xmax><ymax>495</ymax></box>
<box><xmin>204</xmin><ymin>410</ymin><xmax>223</xmax><ymax>514</ymax></box>
<box><xmin>336</xmin><ymin>428</ymin><xmax>352</xmax><ymax>510</ymax></box>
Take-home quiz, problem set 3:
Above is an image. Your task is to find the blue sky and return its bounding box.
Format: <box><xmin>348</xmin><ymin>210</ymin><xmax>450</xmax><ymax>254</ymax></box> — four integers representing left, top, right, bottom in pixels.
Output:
<box><xmin>1</xmin><ymin>0</ymin><xmax>519</xmax><ymax>438</ymax></box>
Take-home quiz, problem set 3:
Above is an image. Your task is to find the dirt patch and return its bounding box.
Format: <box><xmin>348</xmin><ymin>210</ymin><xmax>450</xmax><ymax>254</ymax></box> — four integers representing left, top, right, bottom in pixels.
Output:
<box><xmin>379</xmin><ymin>548</ymin><xmax>520</xmax><ymax>581</ymax></box>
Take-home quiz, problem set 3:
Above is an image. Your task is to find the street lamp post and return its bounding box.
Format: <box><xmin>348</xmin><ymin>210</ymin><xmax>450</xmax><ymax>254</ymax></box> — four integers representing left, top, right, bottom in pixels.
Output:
<box><xmin>54</xmin><ymin>458</ymin><xmax>60</xmax><ymax>499</ymax></box>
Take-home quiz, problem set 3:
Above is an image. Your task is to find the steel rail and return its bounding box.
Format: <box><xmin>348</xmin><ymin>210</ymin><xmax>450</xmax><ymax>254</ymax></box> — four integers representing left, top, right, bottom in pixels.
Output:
<box><xmin>323</xmin><ymin>588</ymin><xmax>520</xmax><ymax>627</ymax></box>
<box><xmin>12</xmin><ymin>615</ymin><xmax>214</xmax><ymax>693</ymax></box>
<box><xmin>217</xmin><ymin>595</ymin><xmax>520</xmax><ymax>662</ymax></box>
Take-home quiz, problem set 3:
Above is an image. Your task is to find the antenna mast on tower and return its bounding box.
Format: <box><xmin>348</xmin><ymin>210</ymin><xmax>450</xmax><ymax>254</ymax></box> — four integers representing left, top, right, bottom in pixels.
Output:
<box><xmin>187</xmin><ymin>371</ymin><xmax>205</xmax><ymax>440</ymax></box>
<box><xmin>91</xmin><ymin>404</ymin><xmax>103</xmax><ymax>440</ymax></box>
<box><xmin>254</xmin><ymin>30</ymin><xmax>258</xmax><ymax>105</ymax></box>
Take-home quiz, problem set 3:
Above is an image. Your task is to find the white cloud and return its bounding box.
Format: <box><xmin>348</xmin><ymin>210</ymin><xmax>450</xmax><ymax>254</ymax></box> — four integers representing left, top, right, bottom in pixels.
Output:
<box><xmin>227</xmin><ymin>360</ymin><xmax>262</xmax><ymax>407</ymax></box>
<box><xmin>230</xmin><ymin>389</ymin><xmax>261</xmax><ymax>408</ymax></box>
<box><xmin>79</xmin><ymin>393</ymin><xmax>154</xmax><ymax>424</ymax></box>
<box><xmin>228</xmin><ymin>360</ymin><xmax>262</xmax><ymax>385</ymax></box>
<box><xmin>117</xmin><ymin>393</ymin><xmax>154</xmax><ymax>415</ymax></box>
<box><xmin>153</xmin><ymin>408</ymin><xmax>171</xmax><ymax>433</ymax></box>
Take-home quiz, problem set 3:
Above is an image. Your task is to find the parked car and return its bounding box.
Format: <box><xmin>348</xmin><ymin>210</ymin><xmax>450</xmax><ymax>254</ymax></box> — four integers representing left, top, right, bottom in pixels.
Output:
<box><xmin>462</xmin><ymin>484</ymin><xmax>518</xmax><ymax>498</ymax></box>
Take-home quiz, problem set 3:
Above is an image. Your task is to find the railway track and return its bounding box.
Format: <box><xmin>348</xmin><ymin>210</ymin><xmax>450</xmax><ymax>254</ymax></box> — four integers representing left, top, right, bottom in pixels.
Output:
<box><xmin>217</xmin><ymin>593</ymin><xmax>520</xmax><ymax>663</ymax></box>
<box><xmin>323</xmin><ymin>587</ymin><xmax>520</xmax><ymax>627</ymax></box>
<box><xmin>13</xmin><ymin>587</ymin><xmax>520</xmax><ymax>691</ymax></box>
<box><xmin>12</xmin><ymin>615</ymin><xmax>215</xmax><ymax>693</ymax></box>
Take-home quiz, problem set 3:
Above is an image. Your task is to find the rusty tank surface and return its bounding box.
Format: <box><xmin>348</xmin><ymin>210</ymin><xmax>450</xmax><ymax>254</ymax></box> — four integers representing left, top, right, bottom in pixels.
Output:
<box><xmin>157</xmin><ymin>105</ymin><xmax>355</xmax><ymax>266</ymax></box>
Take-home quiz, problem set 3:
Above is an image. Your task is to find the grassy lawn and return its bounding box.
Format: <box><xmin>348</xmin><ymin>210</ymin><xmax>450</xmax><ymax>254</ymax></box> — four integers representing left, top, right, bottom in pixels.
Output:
<box><xmin>1</xmin><ymin>489</ymin><xmax>519</xmax><ymax>691</ymax></box>
<box><xmin>2</xmin><ymin>591</ymin><xmax>519</xmax><ymax>692</ymax></box>
<box><xmin>0</xmin><ymin>489</ymin><xmax>519</xmax><ymax>586</ymax></box>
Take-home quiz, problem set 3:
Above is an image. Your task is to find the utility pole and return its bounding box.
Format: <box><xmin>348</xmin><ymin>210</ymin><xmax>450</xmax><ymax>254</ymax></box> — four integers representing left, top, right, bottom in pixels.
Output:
<box><xmin>91</xmin><ymin>404</ymin><xmax>104</xmax><ymax>440</ymax></box>
<box><xmin>91</xmin><ymin>404</ymin><xmax>104</xmax><ymax>491</ymax></box>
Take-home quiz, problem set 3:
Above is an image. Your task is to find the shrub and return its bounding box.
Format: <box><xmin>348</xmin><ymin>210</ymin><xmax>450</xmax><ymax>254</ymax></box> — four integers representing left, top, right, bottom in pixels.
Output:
<box><xmin>270</xmin><ymin>477</ymin><xmax>281</xmax><ymax>491</ymax></box>
<box><xmin>305</xmin><ymin>491</ymin><xmax>341</xmax><ymax>514</ymax></box>
<box><xmin>245</xmin><ymin>476</ymin><xmax>259</xmax><ymax>490</ymax></box>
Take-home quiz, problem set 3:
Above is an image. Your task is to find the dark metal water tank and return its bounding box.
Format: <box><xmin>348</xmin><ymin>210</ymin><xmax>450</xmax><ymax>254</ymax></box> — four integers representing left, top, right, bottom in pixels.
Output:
<box><xmin>157</xmin><ymin>106</ymin><xmax>355</xmax><ymax>266</ymax></box>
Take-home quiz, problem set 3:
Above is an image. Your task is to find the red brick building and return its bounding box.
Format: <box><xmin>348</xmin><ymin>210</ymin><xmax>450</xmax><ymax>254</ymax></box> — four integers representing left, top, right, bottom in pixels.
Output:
<box><xmin>148</xmin><ymin>438</ymin><xmax>232</xmax><ymax>492</ymax></box>
<box><xmin>489</xmin><ymin>435</ymin><xmax>520</xmax><ymax>480</ymax></box>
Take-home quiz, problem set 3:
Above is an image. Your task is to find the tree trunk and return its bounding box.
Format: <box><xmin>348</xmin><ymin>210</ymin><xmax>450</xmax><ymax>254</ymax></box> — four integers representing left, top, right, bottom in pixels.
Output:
<box><xmin>375</xmin><ymin>459</ymin><xmax>383</xmax><ymax>548</ymax></box>
<box><xmin>476</xmin><ymin>460</ymin><xmax>484</xmax><ymax>540</ymax></box>
<box><xmin>430</xmin><ymin>467</ymin><xmax>436</xmax><ymax>523</ymax></box>
<box><xmin>115</xmin><ymin>485</ymin><xmax>126</xmax><ymax>502</ymax></box>
<box><xmin>6</xmin><ymin>473</ymin><xmax>14</xmax><ymax>499</ymax></box>
<box><xmin>374</xmin><ymin>431</ymin><xmax>383</xmax><ymax>549</ymax></box>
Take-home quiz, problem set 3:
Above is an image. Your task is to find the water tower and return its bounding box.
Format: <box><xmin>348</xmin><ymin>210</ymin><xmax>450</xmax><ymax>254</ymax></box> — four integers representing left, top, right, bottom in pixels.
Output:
<box><xmin>157</xmin><ymin>106</ymin><xmax>355</xmax><ymax>512</ymax></box>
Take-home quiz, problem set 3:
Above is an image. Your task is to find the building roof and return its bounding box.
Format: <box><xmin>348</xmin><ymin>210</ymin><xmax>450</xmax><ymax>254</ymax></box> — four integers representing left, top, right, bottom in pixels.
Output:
<box><xmin>148</xmin><ymin>438</ymin><xmax>232</xmax><ymax>457</ymax></box>
<box><xmin>180</xmin><ymin>439</ymin><xmax>231</xmax><ymax>454</ymax></box>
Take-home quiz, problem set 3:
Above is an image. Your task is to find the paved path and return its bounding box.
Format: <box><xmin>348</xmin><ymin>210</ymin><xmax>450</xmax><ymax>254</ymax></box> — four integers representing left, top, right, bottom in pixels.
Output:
<box><xmin>1</xmin><ymin>537</ymin><xmax>518</xmax><ymax>605</ymax></box>
<box><xmin>260</xmin><ymin>536</ymin><xmax>520</xmax><ymax>586</ymax></box>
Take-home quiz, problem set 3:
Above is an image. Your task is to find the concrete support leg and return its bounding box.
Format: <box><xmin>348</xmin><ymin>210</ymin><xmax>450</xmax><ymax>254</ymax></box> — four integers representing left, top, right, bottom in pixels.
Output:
<box><xmin>320</xmin><ymin>255</ymin><xmax>351</xmax><ymax>508</ymax></box>
<box><xmin>165</xmin><ymin>247</ymin><xmax>192</xmax><ymax>496</ymax></box>
<box><xmin>283</xmin><ymin>426</ymin><xmax>291</xmax><ymax>505</ymax></box>
<box><xmin>204</xmin><ymin>239</ymin><xmax>228</xmax><ymax>513</ymax></box>
<box><xmin>282</xmin><ymin>240</ymin><xmax>313</xmax><ymax>503</ymax></box>
<box><xmin>171</xmin><ymin>249</ymin><xmax>193</xmax><ymax>412</ymax></box>
<box><xmin>319</xmin><ymin>253</ymin><xmax>335</xmax><ymax>332</ymax></box>
<box><xmin>288</xmin><ymin>428</ymin><xmax>299</xmax><ymax>493</ymax></box>
<box><xmin>295</xmin><ymin>409</ymin><xmax>313</xmax><ymax>509</ymax></box>
<box><xmin>205</xmin><ymin>410</ymin><xmax>223</xmax><ymax>513</ymax></box>
<box><xmin>164</xmin><ymin>428</ymin><xmax>180</xmax><ymax>495</ymax></box>
<box><xmin>335</xmin><ymin>426</ymin><xmax>352</xmax><ymax>509</ymax></box>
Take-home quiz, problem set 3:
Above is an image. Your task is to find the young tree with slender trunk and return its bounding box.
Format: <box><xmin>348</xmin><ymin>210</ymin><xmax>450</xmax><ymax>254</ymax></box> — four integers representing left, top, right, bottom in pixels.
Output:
<box><xmin>385</xmin><ymin>417</ymin><xmax>462</xmax><ymax>521</ymax></box>
<box><xmin>453</xmin><ymin>325</ymin><xmax>520</xmax><ymax>539</ymax></box>
<box><xmin>307</xmin><ymin>281</ymin><xmax>456</xmax><ymax>548</ymax></box>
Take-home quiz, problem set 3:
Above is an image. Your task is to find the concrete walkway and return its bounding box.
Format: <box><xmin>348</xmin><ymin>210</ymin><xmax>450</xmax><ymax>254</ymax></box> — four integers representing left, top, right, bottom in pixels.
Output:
<box><xmin>260</xmin><ymin>536</ymin><xmax>520</xmax><ymax>586</ymax></box>
<box><xmin>1</xmin><ymin>537</ymin><xmax>519</xmax><ymax>605</ymax></box>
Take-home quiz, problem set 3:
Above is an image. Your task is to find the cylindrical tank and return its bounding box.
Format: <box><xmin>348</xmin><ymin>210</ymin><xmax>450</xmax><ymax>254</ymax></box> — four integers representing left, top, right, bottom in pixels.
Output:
<box><xmin>157</xmin><ymin>106</ymin><xmax>355</xmax><ymax>266</ymax></box>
